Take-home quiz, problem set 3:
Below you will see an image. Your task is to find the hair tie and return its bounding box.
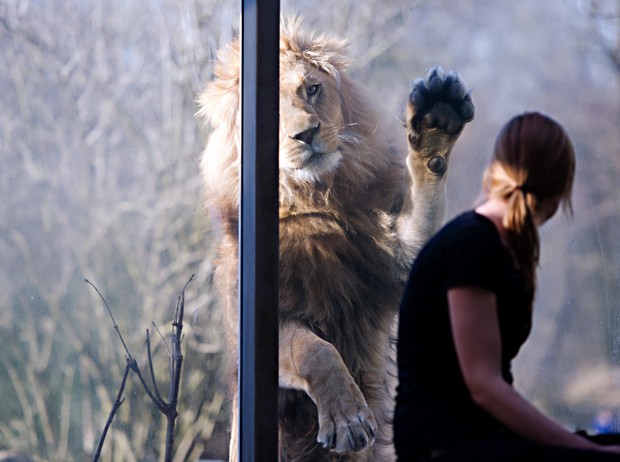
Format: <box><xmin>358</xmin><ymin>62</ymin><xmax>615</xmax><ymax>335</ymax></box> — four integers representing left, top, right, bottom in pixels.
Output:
<box><xmin>515</xmin><ymin>184</ymin><xmax>529</xmax><ymax>194</ymax></box>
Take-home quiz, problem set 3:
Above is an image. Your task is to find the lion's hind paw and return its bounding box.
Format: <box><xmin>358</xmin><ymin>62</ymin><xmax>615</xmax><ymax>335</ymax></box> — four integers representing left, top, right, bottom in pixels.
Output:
<box><xmin>410</xmin><ymin>66</ymin><xmax>474</xmax><ymax>135</ymax></box>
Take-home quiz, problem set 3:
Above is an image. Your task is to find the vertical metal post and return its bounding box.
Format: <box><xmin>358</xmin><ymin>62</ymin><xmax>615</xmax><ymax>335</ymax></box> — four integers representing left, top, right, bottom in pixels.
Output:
<box><xmin>239</xmin><ymin>1</ymin><xmax>279</xmax><ymax>461</ymax></box>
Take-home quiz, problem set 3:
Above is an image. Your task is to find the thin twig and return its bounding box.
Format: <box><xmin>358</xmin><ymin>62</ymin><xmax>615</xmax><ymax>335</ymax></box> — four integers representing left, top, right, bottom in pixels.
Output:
<box><xmin>85</xmin><ymin>279</ymin><xmax>134</xmax><ymax>362</ymax></box>
<box><xmin>163</xmin><ymin>274</ymin><xmax>193</xmax><ymax>462</ymax></box>
<box><xmin>152</xmin><ymin>322</ymin><xmax>171</xmax><ymax>356</ymax></box>
<box><xmin>181</xmin><ymin>273</ymin><xmax>195</xmax><ymax>294</ymax></box>
<box><xmin>86</xmin><ymin>279</ymin><xmax>164</xmax><ymax>411</ymax></box>
<box><xmin>146</xmin><ymin>329</ymin><xmax>165</xmax><ymax>406</ymax></box>
<box><xmin>127</xmin><ymin>357</ymin><xmax>166</xmax><ymax>412</ymax></box>
<box><xmin>93</xmin><ymin>361</ymin><xmax>130</xmax><ymax>462</ymax></box>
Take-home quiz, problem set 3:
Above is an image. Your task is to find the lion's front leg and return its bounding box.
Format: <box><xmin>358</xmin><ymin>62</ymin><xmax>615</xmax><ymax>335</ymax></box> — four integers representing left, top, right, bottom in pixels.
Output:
<box><xmin>279</xmin><ymin>322</ymin><xmax>378</xmax><ymax>455</ymax></box>
<box><xmin>398</xmin><ymin>66</ymin><xmax>475</xmax><ymax>253</ymax></box>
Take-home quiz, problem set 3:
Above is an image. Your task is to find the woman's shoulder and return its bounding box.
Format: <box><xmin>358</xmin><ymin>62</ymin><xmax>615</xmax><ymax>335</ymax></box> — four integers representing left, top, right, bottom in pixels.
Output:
<box><xmin>414</xmin><ymin>210</ymin><xmax>503</xmax><ymax>270</ymax></box>
<box><xmin>419</xmin><ymin>211</ymin><xmax>503</xmax><ymax>264</ymax></box>
<box><xmin>440</xmin><ymin>210</ymin><xmax>499</xmax><ymax>241</ymax></box>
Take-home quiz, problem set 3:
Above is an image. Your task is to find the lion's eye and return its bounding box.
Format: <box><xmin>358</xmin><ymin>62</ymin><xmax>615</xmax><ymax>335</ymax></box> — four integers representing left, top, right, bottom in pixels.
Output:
<box><xmin>306</xmin><ymin>84</ymin><xmax>321</xmax><ymax>97</ymax></box>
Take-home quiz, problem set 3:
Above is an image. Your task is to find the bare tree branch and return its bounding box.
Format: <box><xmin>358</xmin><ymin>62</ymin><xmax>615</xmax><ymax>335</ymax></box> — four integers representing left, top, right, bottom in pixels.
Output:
<box><xmin>89</xmin><ymin>275</ymin><xmax>194</xmax><ymax>461</ymax></box>
<box><xmin>163</xmin><ymin>274</ymin><xmax>194</xmax><ymax>462</ymax></box>
<box><xmin>93</xmin><ymin>362</ymin><xmax>130</xmax><ymax>462</ymax></box>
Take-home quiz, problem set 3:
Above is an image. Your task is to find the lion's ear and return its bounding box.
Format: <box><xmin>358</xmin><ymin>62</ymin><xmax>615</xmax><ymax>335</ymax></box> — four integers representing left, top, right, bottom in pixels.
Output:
<box><xmin>196</xmin><ymin>40</ymin><xmax>240</xmax><ymax>129</ymax></box>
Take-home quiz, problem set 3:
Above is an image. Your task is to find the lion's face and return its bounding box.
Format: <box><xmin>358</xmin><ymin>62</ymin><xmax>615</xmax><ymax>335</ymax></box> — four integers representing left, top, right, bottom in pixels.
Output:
<box><xmin>199</xmin><ymin>24</ymin><xmax>386</xmax><ymax>212</ymax></box>
<box><xmin>279</xmin><ymin>54</ymin><xmax>345</xmax><ymax>183</ymax></box>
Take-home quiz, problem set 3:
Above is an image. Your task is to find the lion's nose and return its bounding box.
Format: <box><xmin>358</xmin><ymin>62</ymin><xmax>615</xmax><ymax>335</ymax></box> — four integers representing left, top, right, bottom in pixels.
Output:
<box><xmin>292</xmin><ymin>124</ymin><xmax>319</xmax><ymax>145</ymax></box>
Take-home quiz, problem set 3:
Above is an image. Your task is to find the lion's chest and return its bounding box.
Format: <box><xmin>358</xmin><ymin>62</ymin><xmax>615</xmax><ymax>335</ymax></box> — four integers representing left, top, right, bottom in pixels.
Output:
<box><xmin>278</xmin><ymin>212</ymin><xmax>403</xmax><ymax>334</ymax></box>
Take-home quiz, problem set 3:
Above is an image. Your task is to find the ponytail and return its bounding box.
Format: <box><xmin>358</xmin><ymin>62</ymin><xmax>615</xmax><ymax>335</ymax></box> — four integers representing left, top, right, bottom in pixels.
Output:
<box><xmin>504</xmin><ymin>186</ymin><xmax>538</xmax><ymax>297</ymax></box>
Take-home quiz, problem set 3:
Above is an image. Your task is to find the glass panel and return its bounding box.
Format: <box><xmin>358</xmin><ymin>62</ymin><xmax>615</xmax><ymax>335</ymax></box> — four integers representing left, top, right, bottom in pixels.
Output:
<box><xmin>0</xmin><ymin>0</ymin><xmax>617</xmax><ymax>460</ymax></box>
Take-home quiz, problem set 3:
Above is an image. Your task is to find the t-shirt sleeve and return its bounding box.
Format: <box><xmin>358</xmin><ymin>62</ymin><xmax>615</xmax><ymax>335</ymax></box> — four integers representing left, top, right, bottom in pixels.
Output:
<box><xmin>444</xmin><ymin>223</ymin><xmax>504</xmax><ymax>293</ymax></box>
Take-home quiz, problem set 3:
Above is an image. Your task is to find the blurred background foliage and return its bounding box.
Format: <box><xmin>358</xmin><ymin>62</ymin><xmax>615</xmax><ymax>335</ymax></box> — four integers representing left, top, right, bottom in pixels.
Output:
<box><xmin>0</xmin><ymin>0</ymin><xmax>618</xmax><ymax>460</ymax></box>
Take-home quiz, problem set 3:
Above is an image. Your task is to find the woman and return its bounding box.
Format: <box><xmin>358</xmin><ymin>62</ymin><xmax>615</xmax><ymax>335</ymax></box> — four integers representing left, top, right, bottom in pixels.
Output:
<box><xmin>394</xmin><ymin>112</ymin><xmax>620</xmax><ymax>461</ymax></box>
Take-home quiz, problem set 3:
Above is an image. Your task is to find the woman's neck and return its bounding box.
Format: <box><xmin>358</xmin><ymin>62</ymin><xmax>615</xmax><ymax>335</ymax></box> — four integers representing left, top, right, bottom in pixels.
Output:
<box><xmin>475</xmin><ymin>198</ymin><xmax>509</xmax><ymax>243</ymax></box>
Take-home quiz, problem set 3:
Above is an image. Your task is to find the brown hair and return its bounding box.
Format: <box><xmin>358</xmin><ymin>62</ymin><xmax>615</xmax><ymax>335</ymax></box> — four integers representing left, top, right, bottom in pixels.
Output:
<box><xmin>482</xmin><ymin>112</ymin><xmax>576</xmax><ymax>302</ymax></box>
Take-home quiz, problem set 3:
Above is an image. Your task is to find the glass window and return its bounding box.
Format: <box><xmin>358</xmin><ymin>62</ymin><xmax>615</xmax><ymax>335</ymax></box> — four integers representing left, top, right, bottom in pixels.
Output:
<box><xmin>0</xmin><ymin>1</ymin><xmax>617</xmax><ymax>460</ymax></box>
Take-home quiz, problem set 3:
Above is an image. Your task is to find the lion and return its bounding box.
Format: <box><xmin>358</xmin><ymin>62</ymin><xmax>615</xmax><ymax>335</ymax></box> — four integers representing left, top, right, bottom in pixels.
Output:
<box><xmin>197</xmin><ymin>18</ymin><xmax>474</xmax><ymax>462</ymax></box>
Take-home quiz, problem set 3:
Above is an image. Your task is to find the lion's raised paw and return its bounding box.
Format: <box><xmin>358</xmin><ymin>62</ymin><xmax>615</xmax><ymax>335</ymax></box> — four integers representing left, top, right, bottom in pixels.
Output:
<box><xmin>406</xmin><ymin>66</ymin><xmax>474</xmax><ymax>176</ymax></box>
<box><xmin>409</xmin><ymin>66</ymin><xmax>474</xmax><ymax>136</ymax></box>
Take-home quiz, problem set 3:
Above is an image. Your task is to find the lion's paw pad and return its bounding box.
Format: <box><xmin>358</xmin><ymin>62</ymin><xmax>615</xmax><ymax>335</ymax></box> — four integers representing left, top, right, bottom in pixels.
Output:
<box><xmin>410</xmin><ymin>66</ymin><xmax>474</xmax><ymax>135</ymax></box>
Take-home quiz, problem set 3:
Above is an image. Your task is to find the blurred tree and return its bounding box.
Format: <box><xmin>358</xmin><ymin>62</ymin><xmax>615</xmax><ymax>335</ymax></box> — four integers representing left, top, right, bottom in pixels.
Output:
<box><xmin>584</xmin><ymin>0</ymin><xmax>620</xmax><ymax>71</ymax></box>
<box><xmin>0</xmin><ymin>0</ymin><xmax>237</xmax><ymax>460</ymax></box>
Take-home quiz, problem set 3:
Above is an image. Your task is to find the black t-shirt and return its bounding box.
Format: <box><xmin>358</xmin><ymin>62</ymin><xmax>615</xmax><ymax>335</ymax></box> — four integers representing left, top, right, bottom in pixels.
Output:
<box><xmin>394</xmin><ymin>211</ymin><xmax>533</xmax><ymax>458</ymax></box>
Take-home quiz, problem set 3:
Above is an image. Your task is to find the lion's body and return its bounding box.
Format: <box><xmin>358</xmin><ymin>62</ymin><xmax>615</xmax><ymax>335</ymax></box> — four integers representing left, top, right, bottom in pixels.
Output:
<box><xmin>198</xmin><ymin>18</ymin><xmax>473</xmax><ymax>462</ymax></box>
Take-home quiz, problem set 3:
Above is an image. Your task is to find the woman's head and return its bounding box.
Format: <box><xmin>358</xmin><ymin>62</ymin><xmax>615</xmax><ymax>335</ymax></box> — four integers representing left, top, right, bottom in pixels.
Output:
<box><xmin>483</xmin><ymin>111</ymin><xmax>576</xmax><ymax>218</ymax></box>
<box><xmin>482</xmin><ymin>112</ymin><xmax>576</xmax><ymax>298</ymax></box>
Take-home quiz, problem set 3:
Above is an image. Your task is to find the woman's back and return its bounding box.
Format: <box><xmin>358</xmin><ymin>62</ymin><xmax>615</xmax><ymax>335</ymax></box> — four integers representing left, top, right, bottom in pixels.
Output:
<box><xmin>395</xmin><ymin>211</ymin><xmax>531</xmax><ymax>457</ymax></box>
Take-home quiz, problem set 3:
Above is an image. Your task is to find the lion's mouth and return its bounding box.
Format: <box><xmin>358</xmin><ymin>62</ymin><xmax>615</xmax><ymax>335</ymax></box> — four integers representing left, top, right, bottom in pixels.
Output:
<box><xmin>306</xmin><ymin>148</ymin><xmax>341</xmax><ymax>167</ymax></box>
<box><xmin>284</xmin><ymin>148</ymin><xmax>343</xmax><ymax>181</ymax></box>
<box><xmin>305</xmin><ymin>149</ymin><xmax>329</xmax><ymax>165</ymax></box>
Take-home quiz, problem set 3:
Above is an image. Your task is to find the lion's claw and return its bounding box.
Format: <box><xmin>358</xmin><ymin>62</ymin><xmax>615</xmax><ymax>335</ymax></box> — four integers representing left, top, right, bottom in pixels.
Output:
<box><xmin>316</xmin><ymin>398</ymin><xmax>377</xmax><ymax>454</ymax></box>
